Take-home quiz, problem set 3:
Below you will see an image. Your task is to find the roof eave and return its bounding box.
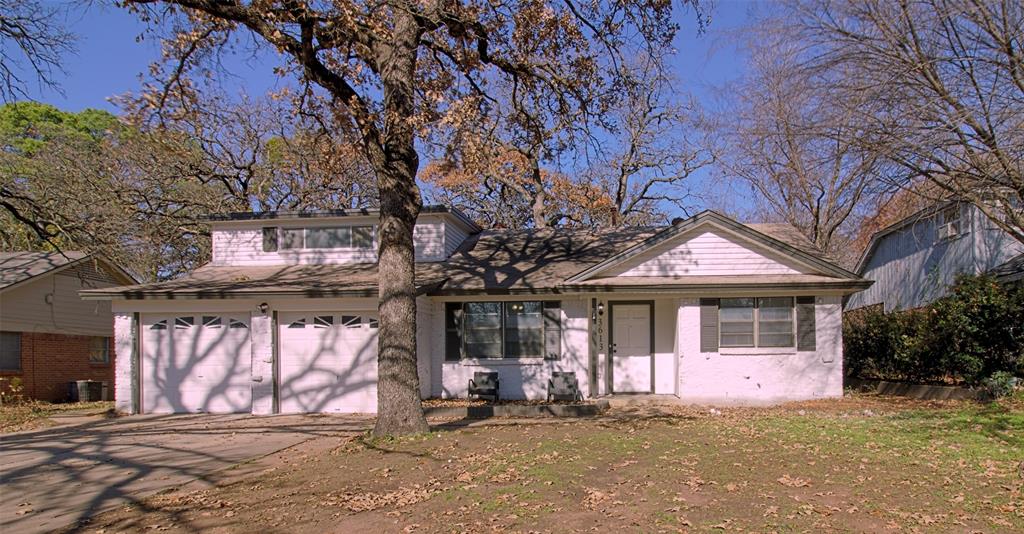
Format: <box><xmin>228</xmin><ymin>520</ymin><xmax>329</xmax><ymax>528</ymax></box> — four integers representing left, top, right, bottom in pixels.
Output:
<box><xmin>80</xmin><ymin>280</ymin><xmax>446</xmax><ymax>301</ymax></box>
<box><xmin>429</xmin><ymin>279</ymin><xmax>873</xmax><ymax>296</ymax></box>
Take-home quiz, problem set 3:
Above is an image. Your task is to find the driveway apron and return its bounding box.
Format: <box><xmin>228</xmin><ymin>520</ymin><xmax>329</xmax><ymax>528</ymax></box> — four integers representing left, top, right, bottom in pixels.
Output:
<box><xmin>0</xmin><ymin>414</ymin><xmax>370</xmax><ymax>533</ymax></box>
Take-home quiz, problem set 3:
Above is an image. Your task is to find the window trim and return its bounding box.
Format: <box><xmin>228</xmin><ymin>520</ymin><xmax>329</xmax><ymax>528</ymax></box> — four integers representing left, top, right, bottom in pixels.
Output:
<box><xmin>718</xmin><ymin>297</ymin><xmax>796</xmax><ymax>349</ymax></box>
<box><xmin>89</xmin><ymin>336</ymin><xmax>112</xmax><ymax>365</ymax></box>
<box><xmin>448</xmin><ymin>301</ymin><xmax>561</xmax><ymax>361</ymax></box>
<box><xmin>0</xmin><ymin>331</ymin><xmax>22</xmax><ymax>372</ymax></box>
<box><xmin>277</xmin><ymin>225</ymin><xmax>376</xmax><ymax>252</ymax></box>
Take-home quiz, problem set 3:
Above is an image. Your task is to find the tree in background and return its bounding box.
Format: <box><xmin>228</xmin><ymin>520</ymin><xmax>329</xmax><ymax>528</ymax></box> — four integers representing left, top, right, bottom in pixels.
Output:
<box><xmin>0</xmin><ymin>97</ymin><xmax>377</xmax><ymax>280</ymax></box>
<box><xmin>121</xmin><ymin>0</ymin><xmax>697</xmax><ymax>435</ymax></box>
<box><xmin>0</xmin><ymin>101</ymin><xmax>220</xmax><ymax>279</ymax></box>
<box><xmin>116</xmin><ymin>90</ymin><xmax>378</xmax><ymax>213</ymax></box>
<box><xmin>711</xmin><ymin>25</ymin><xmax>887</xmax><ymax>263</ymax></box>
<box><xmin>0</xmin><ymin>0</ymin><xmax>74</xmax><ymax>103</ymax></box>
<box><xmin>779</xmin><ymin>0</ymin><xmax>1024</xmax><ymax>245</ymax></box>
<box><xmin>587</xmin><ymin>63</ymin><xmax>711</xmax><ymax>227</ymax></box>
<box><xmin>423</xmin><ymin>60</ymin><xmax>710</xmax><ymax>229</ymax></box>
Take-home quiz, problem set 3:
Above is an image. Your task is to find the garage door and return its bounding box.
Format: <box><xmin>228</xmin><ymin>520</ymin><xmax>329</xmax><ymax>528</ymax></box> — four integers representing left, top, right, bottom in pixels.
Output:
<box><xmin>278</xmin><ymin>311</ymin><xmax>378</xmax><ymax>413</ymax></box>
<box><xmin>142</xmin><ymin>314</ymin><xmax>253</xmax><ymax>414</ymax></box>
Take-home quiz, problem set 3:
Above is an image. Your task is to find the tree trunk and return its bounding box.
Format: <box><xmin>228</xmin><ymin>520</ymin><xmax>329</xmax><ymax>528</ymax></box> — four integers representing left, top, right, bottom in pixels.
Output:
<box><xmin>373</xmin><ymin>11</ymin><xmax>429</xmax><ymax>436</ymax></box>
<box><xmin>530</xmin><ymin>163</ymin><xmax>548</xmax><ymax>229</ymax></box>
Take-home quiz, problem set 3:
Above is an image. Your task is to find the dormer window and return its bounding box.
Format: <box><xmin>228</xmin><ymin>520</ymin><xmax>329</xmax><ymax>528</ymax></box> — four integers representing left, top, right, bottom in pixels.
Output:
<box><xmin>275</xmin><ymin>225</ymin><xmax>376</xmax><ymax>251</ymax></box>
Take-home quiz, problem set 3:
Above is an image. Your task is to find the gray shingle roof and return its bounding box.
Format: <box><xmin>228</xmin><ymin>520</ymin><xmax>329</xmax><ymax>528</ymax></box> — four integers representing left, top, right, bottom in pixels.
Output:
<box><xmin>440</xmin><ymin>227</ymin><xmax>658</xmax><ymax>292</ymax></box>
<box><xmin>0</xmin><ymin>251</ymin><xmax>89</xmax><ymax>291</ymax></box>
<box><xmin>81</xmin><ymin>218</ymin><xmax>860</xmax><ymax>299</ymax></box>
<box><xmin>82</xmin><ymin>262</ymin><xmax>450</xmax><ymax>299</ymax></box>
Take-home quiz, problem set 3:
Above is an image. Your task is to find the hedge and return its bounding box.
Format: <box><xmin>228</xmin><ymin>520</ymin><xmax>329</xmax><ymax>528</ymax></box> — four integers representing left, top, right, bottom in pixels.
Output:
<box><xmin>844</xmin><ymin>274</ymin><xmax>1024</xmax><ymax>385</ymax></box>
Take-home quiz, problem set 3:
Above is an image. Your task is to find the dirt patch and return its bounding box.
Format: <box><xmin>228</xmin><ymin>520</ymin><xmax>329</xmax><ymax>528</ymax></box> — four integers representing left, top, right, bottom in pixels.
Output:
<box><xmin>68</xmin><ymin>394</ymin><xmax>1024</xmax><ymax>533</ymax></box>
<box><xmin>0</xmin><ymin>401</ymin><xmax>114</xmax><ymax>434</ymax></box>
<box><xmin>422</xmin><ymin>398</ymin><xmax>596</xmax><ymax>407</ymax></box>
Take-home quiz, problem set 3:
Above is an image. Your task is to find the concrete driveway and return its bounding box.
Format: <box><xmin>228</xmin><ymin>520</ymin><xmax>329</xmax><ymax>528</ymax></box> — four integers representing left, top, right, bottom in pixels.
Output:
<box><xmin>0</xmin><ymin>413</ymin><xmax>371</xmax><ymax>533</ymax></box>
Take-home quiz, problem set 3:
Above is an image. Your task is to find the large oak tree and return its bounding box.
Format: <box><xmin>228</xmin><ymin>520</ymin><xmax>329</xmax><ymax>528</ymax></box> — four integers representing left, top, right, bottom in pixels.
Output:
<box><xmin>123</xmin><ymin>0</ymin><xmax>695</xmax><ymax>435</ymax></box>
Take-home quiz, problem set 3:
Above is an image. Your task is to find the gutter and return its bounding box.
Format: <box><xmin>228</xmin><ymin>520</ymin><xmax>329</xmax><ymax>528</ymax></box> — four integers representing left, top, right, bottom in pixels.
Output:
<box><xmin>79</xmin><ymin>280</ymin><xmax>447</xmax><ymax>301</ymax></box>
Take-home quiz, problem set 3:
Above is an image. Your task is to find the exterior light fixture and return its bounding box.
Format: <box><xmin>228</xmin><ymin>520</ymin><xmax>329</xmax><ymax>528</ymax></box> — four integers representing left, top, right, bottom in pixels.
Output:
<box><xmin>597</xmin><ymin>302</ymin><xmax>605</xmax><ymax>316</ymax></box>
<box><xmin>257</xmin><ymin>302</ymin><xmax>269</xmax><ymax>315</ymax></box>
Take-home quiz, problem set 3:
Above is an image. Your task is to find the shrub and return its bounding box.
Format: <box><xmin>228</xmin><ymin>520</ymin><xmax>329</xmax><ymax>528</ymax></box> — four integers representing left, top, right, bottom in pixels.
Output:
<box><xmin>0</xmin><ymin>377</ymin><xmax>25</xmax><ymax>405</ymax></box>
<box><xmin>980</xmin><ymin>371</ymin><xmax>1019</xmax><ymax>400</ymax></box>
<box><xmin>845</xmin><ymin>274</ymin><xmax>1024</xmax><ymax>385</ymax></box>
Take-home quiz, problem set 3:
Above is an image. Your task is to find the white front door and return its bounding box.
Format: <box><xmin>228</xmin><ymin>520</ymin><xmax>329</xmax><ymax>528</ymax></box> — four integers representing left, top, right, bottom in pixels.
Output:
<box><xmin>278</xmin><ymin>311</ymin><xmax>379</xmax><ymax>413</ymax></box>
<box><xmin>611</xmin><ymin>304</ymin><xmax>652</xmax><ymax>393</ymax></box>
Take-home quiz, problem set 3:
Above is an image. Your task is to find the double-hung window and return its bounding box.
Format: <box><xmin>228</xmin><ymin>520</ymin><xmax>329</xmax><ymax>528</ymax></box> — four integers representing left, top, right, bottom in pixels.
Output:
<box><xmin>718</xmin><ymin>297</ymin><xmax>794</xmax><ymax>348</ymax></box>
<box><xmin>446</xmin><ymin>301</ymin><xmax>561</xmax><ymax>360</ymax></box>
<box><xmin>89</xmin><ymin>336</ymin><xmax>111</xmax><ymax>365</ymax></box>
<box><xmin>0</xmin><ymin>332</ymin><xmax>21</xmax><ymax>371</ymax></box>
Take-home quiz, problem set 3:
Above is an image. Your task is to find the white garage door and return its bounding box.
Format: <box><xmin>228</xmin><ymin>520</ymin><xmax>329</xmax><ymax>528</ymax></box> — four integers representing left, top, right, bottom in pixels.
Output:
<box><xmin>278</xmin><ymin>311</ymin><xmax>378</xmax><ymax>413</ymax></box>
<box><xmin>142</xmin><ymin>314</ymin><xmax>253</xmax><ymax>414</ymax></box>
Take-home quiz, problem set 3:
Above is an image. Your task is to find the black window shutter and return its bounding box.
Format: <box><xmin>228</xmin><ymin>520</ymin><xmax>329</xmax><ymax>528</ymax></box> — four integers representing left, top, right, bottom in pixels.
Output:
<box><xmin>444</xmin><ymin>303</ymin><xmax>463</xmax><ymax>361</ymax></box>
<box><xmin>262</xmin><ymin>227</ymin><xmax>279</xmax><ymax>252</ymax></box>
<box><xmin>700</xmin><ymin>298</ymin><xmax>719</xmax><ymax>353</ymax></box>
<box><xmin>543</xmin><ymin>301</ymin><xmax>562</xmax><ymax>360</ymax></box>
<box><xmin>796</xmin><ymin>296</ymin><xmax>816</xmax><ymax>351</ymax></box>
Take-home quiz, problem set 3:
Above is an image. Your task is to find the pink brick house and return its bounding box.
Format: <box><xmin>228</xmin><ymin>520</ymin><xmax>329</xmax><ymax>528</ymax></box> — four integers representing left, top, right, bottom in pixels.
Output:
<box><xmin>82</xmin><ymin>208</ymin><xmax>871</xmax><ymax>414</ymax></box>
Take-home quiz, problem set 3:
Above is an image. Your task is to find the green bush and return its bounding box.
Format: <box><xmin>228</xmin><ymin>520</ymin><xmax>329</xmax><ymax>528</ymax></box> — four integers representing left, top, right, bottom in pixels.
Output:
<box><xmin>980</xmin><ymin>371</ymin><xmax>1019</xmax><ymax>400</ymax></box>
<box><xmin>844</xmin><ymin>275</ymin><xmax>1024</xmax><ymax>385</ymax></box>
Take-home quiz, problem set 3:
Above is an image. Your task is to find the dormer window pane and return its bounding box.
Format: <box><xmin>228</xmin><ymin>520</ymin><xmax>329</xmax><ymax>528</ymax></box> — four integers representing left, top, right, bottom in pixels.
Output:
<box><xmin>307</xmin><ymin>227</ymin><xmax>351</xmax><ymax>249</ymax></box>
<box><xmin>281</xmin><ymin>228</ymin><xmax>304</xmax><ymax>250</ymax></box>
<box><xmin>352</xmin><ymin>226</ymin><xmax>374</xmax><ymax>249</ymax></box>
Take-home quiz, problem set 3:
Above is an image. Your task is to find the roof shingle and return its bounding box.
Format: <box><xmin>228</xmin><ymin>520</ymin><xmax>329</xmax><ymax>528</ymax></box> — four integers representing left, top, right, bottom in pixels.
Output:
<box><xmin>0</xmin><ymin>251</ymin><xmax>89</xmax><ymax>290</ymax></box>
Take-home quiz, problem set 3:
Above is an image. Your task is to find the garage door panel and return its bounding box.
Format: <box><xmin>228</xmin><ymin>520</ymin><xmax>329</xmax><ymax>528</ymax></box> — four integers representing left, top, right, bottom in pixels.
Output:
<box><xmin>142</xmin><ymin>314</ymin><xmax>252</xmax><ymax>414</ymax></box>
<box><xmin>279</xmin><ymin>311</ymin><xmax>378</xmax><ymax>413</ymax></box>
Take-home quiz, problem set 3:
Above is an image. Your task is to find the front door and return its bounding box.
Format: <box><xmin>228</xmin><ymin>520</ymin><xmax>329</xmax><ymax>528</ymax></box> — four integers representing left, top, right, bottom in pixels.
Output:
<box><xmin>610</xmin><ymin>303</ymin><xmax>653</xmax><ymax>393</ymax></box>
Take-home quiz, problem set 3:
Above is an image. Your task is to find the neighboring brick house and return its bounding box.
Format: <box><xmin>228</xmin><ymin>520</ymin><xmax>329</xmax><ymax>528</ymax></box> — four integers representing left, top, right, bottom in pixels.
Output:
<box><xmin>0</xmin><ymin>252</ymin><xmax>135</xmax><ymax>402</ymax></box>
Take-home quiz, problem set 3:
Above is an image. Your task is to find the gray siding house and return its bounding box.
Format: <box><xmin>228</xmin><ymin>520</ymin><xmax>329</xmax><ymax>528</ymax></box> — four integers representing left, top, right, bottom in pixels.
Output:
<box><xmin>847</xmin><ymin>201</ymin><xmax>1024</xmax><ymax>312</ymax></box>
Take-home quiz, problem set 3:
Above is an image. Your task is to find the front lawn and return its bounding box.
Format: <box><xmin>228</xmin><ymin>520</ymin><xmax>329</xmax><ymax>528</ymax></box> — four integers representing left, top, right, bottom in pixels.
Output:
<box><xmin>73</xmin><ymin>394</ymin><xmax>1023</xmax><ymax>533</ymax></box>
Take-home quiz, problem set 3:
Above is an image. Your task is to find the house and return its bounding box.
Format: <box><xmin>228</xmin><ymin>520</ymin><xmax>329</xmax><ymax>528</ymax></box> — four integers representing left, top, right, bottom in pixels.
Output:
<box><xmin>847</xmin><ymin>201</ymin><xmax>1024</xmax><ymax>312</ymax></box>
<box><xmin>0</xmin><ymin>252</ymin><xmax>136</xmax><ymax>401</ymax></box>
<box><xmin>80</xmin><ymin>207</ymin><xmax>871</xmax><ymax>414</ymax></box>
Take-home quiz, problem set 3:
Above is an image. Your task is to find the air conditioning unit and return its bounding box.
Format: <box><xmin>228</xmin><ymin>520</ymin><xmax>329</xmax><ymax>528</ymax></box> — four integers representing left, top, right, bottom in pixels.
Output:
<box><xmin>938</xmin><ymin>222</ymin><xmax>959</xmax><ymax>240</ymax></box>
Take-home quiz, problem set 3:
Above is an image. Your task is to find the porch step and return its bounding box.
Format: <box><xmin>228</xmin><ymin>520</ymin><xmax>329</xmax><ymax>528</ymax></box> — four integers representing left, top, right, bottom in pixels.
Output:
<box><xmin>604</xmin><ymin>394</ymin><xmax>682</xmax><ymax>408</ymax></box>
<box><xmin>423</xmin><ymin>399</ymin><xmax>610</xmax><ymax>420</ymax></box>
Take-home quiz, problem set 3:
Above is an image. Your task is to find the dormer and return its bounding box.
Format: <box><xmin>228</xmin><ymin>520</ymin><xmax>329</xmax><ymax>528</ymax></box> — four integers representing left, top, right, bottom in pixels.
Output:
<box><xmin>207</xmin><ymin>206</ymin><xmax>480</xmax><ymax>267</ymax></box>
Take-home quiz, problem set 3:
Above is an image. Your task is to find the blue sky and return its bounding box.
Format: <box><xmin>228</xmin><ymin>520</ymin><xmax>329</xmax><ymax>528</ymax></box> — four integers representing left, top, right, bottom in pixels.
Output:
<box><xmin>28</xmin><ymin>1</ymin><xmax>760</xmax><ymax>217</ymax></box>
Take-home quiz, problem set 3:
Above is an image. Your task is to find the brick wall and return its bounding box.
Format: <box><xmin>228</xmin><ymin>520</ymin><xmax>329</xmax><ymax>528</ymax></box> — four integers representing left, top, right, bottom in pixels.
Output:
<box><xmin>0</xmin><ymin>332</ymin><xmax>115</xmax><ymax>402</ymax></box>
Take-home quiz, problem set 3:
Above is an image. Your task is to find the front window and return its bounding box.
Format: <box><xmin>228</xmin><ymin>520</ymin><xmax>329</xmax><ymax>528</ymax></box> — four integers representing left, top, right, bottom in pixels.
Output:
<box><xmin>757</xmin><ymin>297</ymin><xmax>795</xmax><ymax>347</ymax></box>
<box><xmin>719</xmin><ymin>297</ymin><xmax>794</xmax><ymax>348</ymax></box>
<box><xmin>504</xmin><ymin>302</ymin><xmax>544</xmax><ymax>358</ymax></box>
<box><xmin>448</xmin><ymin>301</ymin><xmax>561</xmax><ymax>360</ymax></box>
<box><xmin>464</xmin><ymin>302</ymin><xmax>503</xmax><ymax>358</ymax></box>
<box><xmin>719</xmin><ymin>298</ymin><xmax>755</xmax><ymax>347</ymax></box>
